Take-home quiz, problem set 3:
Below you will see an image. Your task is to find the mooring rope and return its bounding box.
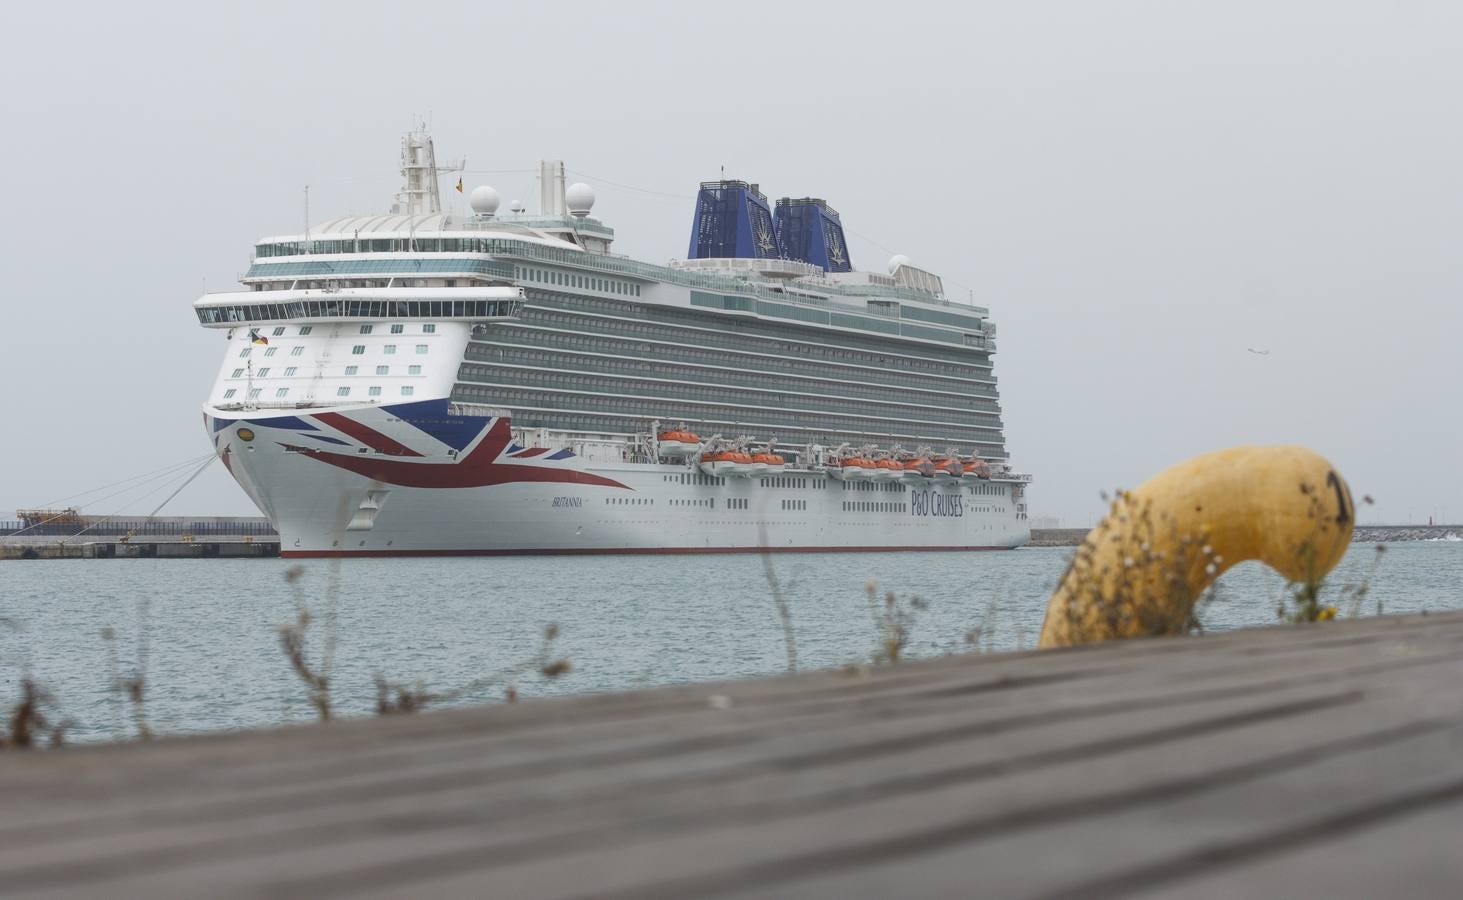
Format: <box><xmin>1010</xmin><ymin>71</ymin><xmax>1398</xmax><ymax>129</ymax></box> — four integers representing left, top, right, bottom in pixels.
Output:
<box><xmin>8</xmin><ymin>452</ymin><xmax>217</xmax><ymax>539</ymax></box>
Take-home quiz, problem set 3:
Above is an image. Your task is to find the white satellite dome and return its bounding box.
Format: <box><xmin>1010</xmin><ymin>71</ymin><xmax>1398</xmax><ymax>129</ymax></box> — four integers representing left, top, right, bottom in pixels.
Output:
<box><xmin>469</xmin><ymin>185</ymin><xmax>500</xmax><ymax>216</ymax></box>
<box><xmin>888</xmin><ymin>254</ymin><xmax>912</xmax><ymax>275</ymax></box>
<box><xmin>565</xmin><ymin>182</ymin><xmax>595</xmax><ymax>217</ymax></box>
<box><xmin>509</xmin><ymin>199</ymin><xmax>525</xmax><ymax>213</ymax></box>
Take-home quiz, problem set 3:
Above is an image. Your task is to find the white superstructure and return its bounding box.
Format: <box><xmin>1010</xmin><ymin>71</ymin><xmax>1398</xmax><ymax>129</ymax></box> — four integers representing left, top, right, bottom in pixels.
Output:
<box><xmin>197</xmin><ymin>131</ymin><xmax>1030</xmax><ymax>556</ymax></box>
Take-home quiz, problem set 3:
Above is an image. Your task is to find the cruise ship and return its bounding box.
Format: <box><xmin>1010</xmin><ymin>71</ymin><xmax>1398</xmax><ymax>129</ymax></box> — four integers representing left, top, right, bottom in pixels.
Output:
<box><xmin>197</xmin><ymin>131</ymin><xmax>1031</xmax><ymax>556</ymax></box>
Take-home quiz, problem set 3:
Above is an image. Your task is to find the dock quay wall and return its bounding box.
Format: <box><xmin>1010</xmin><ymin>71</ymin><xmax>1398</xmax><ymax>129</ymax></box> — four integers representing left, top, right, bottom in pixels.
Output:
<box><xmin>1</xmin><ymin>516</ymin><xmax>281</xmax><ymax>560</ymax></box>
<box><xmin>1</xmin><ymin>516</ymin><xmax>275</xmax><ymax>538</ymax></box>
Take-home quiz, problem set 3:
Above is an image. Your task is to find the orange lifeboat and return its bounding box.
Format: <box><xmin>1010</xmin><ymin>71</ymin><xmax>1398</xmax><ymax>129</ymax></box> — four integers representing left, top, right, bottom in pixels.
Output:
<box><xmin>657</xmin><ymin>429</ymin><xmax>701</xmax><ymax>458</ymax></box>
<box><xmin>698</xmin><ymin>449</ymin><xmax>734</xmax><ymax>476</ymax></box>
<box><xmin>933</xmin><ymin>457</ymin><xmax>964</xmax><ymax>480</ymax></box>
<box><xmin>873</xmin><ymin>458</ymin><xmax>902</xmax><ymax>481</ymax></box>
<box><xmin>832</xmin><ymin>456</ymin><xmax>867</xmax><ymax>481</ymax></box>
<box><xmin>963</xmin><ymin>459</ymin><xmax>991</xmax><ymax>480</ymax></box>
<box><xmin>705</xmin><ymin>450</ymin><xmax>754</xmax><ymax>477</ymax></box>
<box><xmin>902</xmin><ymin>458</ymin><xmax>935</xmax><ymax>480</ymax></box>
<box><xmin>751</xmin><ymin>451</ymin><xmax>786</xmax><ymax>475</ymax></box>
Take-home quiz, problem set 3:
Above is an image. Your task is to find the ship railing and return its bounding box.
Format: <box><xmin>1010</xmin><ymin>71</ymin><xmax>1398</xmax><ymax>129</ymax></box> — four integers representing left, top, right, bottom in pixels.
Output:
<box><xmin>477</xmin><ymin>238</ymin><xmax>991</xmax><ymax>316</ymax></box>
<box><xmin>1</xmin><ymin>520</ymin><xmax>279</xmax><ymax>538</ymax></box>
<box><xmin>213</xmin><ymin>401</ymin><xmax>322</xmax><ymax>412</ymax></box>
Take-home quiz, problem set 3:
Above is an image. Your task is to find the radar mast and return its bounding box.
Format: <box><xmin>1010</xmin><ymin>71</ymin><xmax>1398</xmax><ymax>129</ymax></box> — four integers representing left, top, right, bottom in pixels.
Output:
<box><xmin>392</xmin><ymin>128</ymin><xmax>442</xmax><ymax>215</ymax></box>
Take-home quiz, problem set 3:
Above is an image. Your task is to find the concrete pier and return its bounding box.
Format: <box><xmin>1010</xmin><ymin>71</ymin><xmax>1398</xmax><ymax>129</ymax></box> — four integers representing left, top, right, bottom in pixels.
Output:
<box><xmin>1</xmin><ymin>516</ymin><xmax>280</xmax><ymax>559</ymax></box>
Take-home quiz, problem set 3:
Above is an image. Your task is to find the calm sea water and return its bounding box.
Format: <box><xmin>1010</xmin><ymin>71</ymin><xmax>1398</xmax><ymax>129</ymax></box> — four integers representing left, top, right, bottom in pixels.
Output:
<box><xmin>3</xmin><ymin>541</ymin><xmax>1460</xmax><ymax>743</ymax></box>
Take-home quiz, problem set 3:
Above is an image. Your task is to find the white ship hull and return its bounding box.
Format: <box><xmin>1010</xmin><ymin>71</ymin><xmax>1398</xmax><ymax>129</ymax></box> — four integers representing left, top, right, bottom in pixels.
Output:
<box><xmin>208</xmin><ymin>400</ymin><xmax>1028</xmax><ymax>557</ymax></box>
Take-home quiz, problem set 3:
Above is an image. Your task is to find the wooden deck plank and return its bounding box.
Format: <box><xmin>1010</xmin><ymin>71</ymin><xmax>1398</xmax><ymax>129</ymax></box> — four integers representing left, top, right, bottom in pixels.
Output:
<box><xmin>7</xmin><ymin>610</ymin><xmax>1453</xmax><ymax>795</ymax></box>
<box><xmin>324</xmin><ymin>687</ymin><xmax>1463</xmax><ymax>899</ymax></box>
<box><xmin>3</xmin><ymin>611</ymin><xmax>1461</xmax><ymax>898</ymax></box>
<box><xmin>10</xmin><ymin>611</ymin><xmax>1455</xmax><ymax>802</ymax></box>
<box><xmin>0</xmin><ymin>679</ymin><xmax>1375</xmax><ymax>887</ymax></box>
<box><xmin>715</xmin><ymin>719</ymin><xmax>1463</xmax><ymax>899</ymax></box>
<box><xmin>1136</xmin><ymin>796</ymin><xmax>1463</xmax><ymax>899</ymax></box>
<box><xmin>4</xmin><ymin>627</ymin><xmax>1451</xmax><ymax>849</ymax></box>
<box><xmin>14</xmin><ymin>679</ymin><xmax>1463</xmax><ymax>895</ymax></box>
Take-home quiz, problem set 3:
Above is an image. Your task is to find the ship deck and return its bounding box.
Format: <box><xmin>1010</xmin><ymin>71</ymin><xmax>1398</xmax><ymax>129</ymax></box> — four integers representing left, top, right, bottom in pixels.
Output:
<box><xmin>4</xmin><ymin>610</ymin><xmax>1463</xmax><ymax>897</ymax></box>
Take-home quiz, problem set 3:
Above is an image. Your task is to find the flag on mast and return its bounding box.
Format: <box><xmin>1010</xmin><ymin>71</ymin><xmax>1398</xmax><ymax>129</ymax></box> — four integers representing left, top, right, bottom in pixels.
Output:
<box><xmin>455</xmin><ymin>176</ymin><xmax>463</xmax><ymax>193</ymax></box>
<box><xmin>249</xmin><ymin>328</ymin><xmax>269</xmax><ymax>345</ymax></box>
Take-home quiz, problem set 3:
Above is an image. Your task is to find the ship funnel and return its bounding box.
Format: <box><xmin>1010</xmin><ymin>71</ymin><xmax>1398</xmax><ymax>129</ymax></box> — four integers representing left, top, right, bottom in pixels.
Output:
<box><xmin>774</xmin><ymin>197</ymin><xmax>852</xmax><ymax>273</ymax></box>
<box><xmin>687</xmin><ymin>180</ymin><xmax>779</xmax><ymax>260</ymax></box>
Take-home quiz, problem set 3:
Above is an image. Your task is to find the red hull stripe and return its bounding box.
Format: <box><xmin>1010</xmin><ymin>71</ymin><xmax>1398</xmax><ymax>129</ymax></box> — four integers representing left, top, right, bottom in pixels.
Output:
<box><xmin>282</xmin><ymin>545</ymin><xmax>1014</xmax><ymax>558</ymax></box>
<box><xmin>288</xmin><ymin>418</ymin><xmax>630</xmax><ymax>490</ymax></box>
<box><xmin>313</xmin><ymin>412</ymin><xmax>423</xmax><ymax>458</ymax></box>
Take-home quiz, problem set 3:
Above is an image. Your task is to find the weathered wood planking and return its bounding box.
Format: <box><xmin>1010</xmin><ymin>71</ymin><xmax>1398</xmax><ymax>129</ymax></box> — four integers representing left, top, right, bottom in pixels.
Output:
<box><xmin>3</xmin><ymin>611</ymin><xmax>1462</xmax><ymax>898</ymax></box>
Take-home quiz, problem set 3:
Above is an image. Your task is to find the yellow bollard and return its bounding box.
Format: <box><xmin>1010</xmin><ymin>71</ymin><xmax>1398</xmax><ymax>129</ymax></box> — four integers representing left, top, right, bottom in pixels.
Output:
<box><xmin>1039</xmin><ymin>446</ymin><xmax>1355</xmax><ymax>648</ymax></box>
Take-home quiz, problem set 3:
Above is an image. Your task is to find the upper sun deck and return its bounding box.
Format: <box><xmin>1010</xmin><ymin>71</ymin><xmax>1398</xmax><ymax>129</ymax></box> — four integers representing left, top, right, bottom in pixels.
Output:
<box><xmin>255</xmin><ymin>212</ymin><xmax>615</xmax><ymax>257</ymax></box>
<box><xmin>245</xmin><ymin>229</ymin><xmax>989</xmax><ymax>317</ymax></box>
<box><xmin>217</xmin><ymin>130</ymin><xmax>993</xmax><ymax>350</ymax></box>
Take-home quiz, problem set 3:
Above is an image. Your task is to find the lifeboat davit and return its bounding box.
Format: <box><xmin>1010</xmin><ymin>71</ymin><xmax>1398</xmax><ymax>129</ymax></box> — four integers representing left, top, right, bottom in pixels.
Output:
<box><xmin>752</xmin><ymin>452</ymin><xmax>786</xmax><ymax>475</ymax></box>
<box><xmin>902</xmin><ymin>458</ymin><xmax>935</xmax><ymax>481</ymax></box>
<box><xmin>657</xmin><ymin>429</ymin><xmax>701</xmax><ymax>458</ymax></box>
<box><xmin>873</xmin><ymin>458</ymin><xmax>902</xmax><ymax>481</ymax></box>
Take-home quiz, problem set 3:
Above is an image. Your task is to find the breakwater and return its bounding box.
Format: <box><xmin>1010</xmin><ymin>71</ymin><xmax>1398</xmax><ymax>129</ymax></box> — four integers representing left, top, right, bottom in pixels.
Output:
<box><xmin>1030</xmin><ymin>525</ymin><xmax>1460</xmax><ymax>548</ymax></box>
<box><xmin>1354</xmin><ymin>525</ymin><xmax>1462</xmax><ymax>543</ymax></box>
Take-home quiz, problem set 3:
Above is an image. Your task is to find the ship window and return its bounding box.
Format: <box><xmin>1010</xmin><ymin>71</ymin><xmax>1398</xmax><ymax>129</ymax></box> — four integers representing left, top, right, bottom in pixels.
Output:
<box><xmin>263</xmin><ymin>347</ymin><xmax>277</xmax><ymax>357</ymax></box>
<box><xmin>401</xmin><ymin>386</ymin><xmax>415</xmax><ymax>396</ymax></box>
<box><xmin>230</xmin><ymin>368</ymin><xmax>243</xmax><ymax>378</ymax></box>
<box><xmin>369</xmin><ymin>386</ymin><xmax>382</xmax><ymax>397</ymax></box>
<box><xmin>344</xmin><ymin>365</ymin><xmax>358</xmax><ymax>375</ymax></box>
<box><xmin>415</xmin><ymin>344</ymin><xmax>428</xmax><ymax>354</ymax></box>
<box><xmin>249</xmin><ymin>388</ymin><xmax>262</xmax><ymax>399</ymax></box>
<box><xmin>239</xmin><ymin>348</ymin><xmax>251</xmax><ymax>358</ymax></box>
<box><xmin>223</xmin><ymin>388</ymin><xmax>237</xmax><ymax>399</ymax></box>
<box><xmin>390</xmin><ymin>324</ymin><xmax>404</xmax><ymax>334</ymax></box>
<box><xmin>337</xmin><ymin>386</ymin><xmax>351</xmax><ymax>397</ymax></box>
<box><xmin>275</xmin><ymin>387</ymin><xmax>289</xmax><ymax>398</ymax></box>
<box><xmin>352</xmin><ymin>345</ymin><xmax>366</xmax><ymax>355</ymax></box>
<box><xmin>271</xmin><ymin>327</ymin><xmax>285</xmax><ymax>336</ymax></box>
<box><xmin>376</xmin><ymin>365</ymin><xmax>389</xmax><ymax>375</ymax></box>
<box><xmin>384</xmin><ymin>345</ymin><xmax>397</xmax><ymax>355</ymax></box>
<box><xmin>257</xmin><ymin>367</ymin><xmax>270</xmax><ymax>377</ymax></box>
<box><xmin>284</xmin><ymin>367</ymin><xmax>297</xmax><ymax>376</ymax></box>
<box><xmin>423</xmin><ymin>323</ymin><xmax>436</xmax><ymax>333</ymax></box>
<box><xmin>360</xmin><ymin>325</ymin><xmax>374</xmax><ymax>334</ymax></box>
<box><xmin>408</xmin><ymin>365</ymin><xmax>422</xmax><ymax>375</ymax></box>
<box><xmin>291</xmin><ymin>346</ymin><xmax>304</xmax><ymax>356</ymax></box>
<box><xmin>299</xmin><ymin>326</ymin><xmax>313</xmax><ymax>335</ymax></box>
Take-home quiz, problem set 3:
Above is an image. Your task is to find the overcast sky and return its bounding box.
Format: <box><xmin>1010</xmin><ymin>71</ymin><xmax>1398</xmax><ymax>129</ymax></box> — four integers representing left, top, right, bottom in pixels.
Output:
<box><xmin>2</xmin><ymin>0</ymin><xmax>1459</xmax><ymax>526</ymax></box>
